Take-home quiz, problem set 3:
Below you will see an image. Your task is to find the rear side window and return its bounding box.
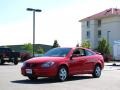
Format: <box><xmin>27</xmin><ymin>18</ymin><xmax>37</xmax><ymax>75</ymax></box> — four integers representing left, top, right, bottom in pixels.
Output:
<box><xmin>85</xmin><ymin>50</ymin><xmax>95</xmax><ymax>56</ymax></box>
<box><xmin>73</xmin><ymin>48</ymin><xmax>85</xmax><ymax>56</ymax></box>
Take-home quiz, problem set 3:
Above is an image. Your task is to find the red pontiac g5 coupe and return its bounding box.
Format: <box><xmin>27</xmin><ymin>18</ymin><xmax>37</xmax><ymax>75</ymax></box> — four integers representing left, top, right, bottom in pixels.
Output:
<box><xmin>21</xmin><ymin>47</ymin><xmax>104</xmax><ymax>81</ymax></box>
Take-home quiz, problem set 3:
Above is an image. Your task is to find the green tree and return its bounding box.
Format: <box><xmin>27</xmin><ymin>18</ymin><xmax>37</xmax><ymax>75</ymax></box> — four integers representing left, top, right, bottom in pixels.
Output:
<box><xmin>96</xmin><ymin>38</ymin><xmax>110</xmax><ymax>55</ymax></box>
<box><xmin>96</xmin><ymin>38</ymin><xmax>112</xmax><ymax>62</ymax></box>
<box><xmin>52</xmin><ymin>40</ymin><xmax>60</xmax><ymax>48</ymax></box>
<box><xmin>81</xmin><ymin>40</ymin><xmax>91</xmax><ymax>48</ymax></box>
<box><xmin>36</xmin><ymin>47</ymin><xmax>44</xmax><ymax>54</ymax></box>
<box><xmin>23</xmin><ymin>43</ymin><xmax>33</xmax><ymax>53</ymax></box>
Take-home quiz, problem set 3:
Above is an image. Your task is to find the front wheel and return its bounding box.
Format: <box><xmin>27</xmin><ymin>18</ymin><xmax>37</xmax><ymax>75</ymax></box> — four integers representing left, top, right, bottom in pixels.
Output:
<box><xmin>57</xmin><ymin>66</ymin><xmax>68</xmax><ymax>81</ymax></box>
<box><xmin>92</xmin><ymin>65</ymin><xmax>101</xmax><ymax>78</ymax></box>
<box><xmin>13</xmin><ymin>57</ymin><xmax>19</xmax><ymax>65</ymax></box>
<box><xmin>13</xmin><ymin>60</ymin><xmax>18</xmax><ymax>65</ymax></box>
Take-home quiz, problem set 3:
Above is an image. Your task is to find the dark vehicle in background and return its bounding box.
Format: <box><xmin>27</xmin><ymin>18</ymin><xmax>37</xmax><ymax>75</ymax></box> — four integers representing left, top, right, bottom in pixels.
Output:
<box><xmin>20</xmin><ymin>52</ymin><xmax>32</xmax><ymax>62</ymax></box>
<box><xmin>0</xmin><ymin>48</ymin><xmax>21</xmax><ymax>65</ymax></box>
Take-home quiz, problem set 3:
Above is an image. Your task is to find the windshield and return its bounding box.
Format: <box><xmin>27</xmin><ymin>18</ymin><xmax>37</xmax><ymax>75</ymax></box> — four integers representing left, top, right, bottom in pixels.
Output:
<box><xmin>0</xmin><ymin>48</ymin><xmax>11</xmax><ymax>52</ymax></box>
<box><xmin>43</xmin><ymin>48</ymin><xmax>71</xmax><ymax>57</ymax></box>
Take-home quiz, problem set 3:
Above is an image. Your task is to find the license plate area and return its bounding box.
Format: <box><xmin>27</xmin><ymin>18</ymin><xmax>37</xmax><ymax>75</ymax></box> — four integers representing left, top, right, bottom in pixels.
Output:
<box><xmin>26</xmin><ymin>69</ymin><xmax>32</xmax><ymax>74</ymax></box>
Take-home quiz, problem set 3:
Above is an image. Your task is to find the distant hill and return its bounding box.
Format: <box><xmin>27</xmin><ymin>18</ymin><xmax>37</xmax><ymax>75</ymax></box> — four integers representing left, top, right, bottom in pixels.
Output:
<box><xmin>0</xmin><ymin>44</ymin><xmax>52</xmax><ymax>52</ymax></box>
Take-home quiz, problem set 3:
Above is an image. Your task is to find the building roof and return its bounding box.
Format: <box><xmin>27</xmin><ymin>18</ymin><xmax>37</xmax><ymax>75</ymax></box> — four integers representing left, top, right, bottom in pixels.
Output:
<box><xmin>80</xmin><ymin>8</ymin><xmax>120</xmax><ymax>21</ymax></box>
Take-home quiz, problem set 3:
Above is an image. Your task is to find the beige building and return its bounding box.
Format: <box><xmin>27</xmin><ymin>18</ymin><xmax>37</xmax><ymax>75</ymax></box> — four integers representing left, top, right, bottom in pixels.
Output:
<box><xmin>80</xmin><ymin>8</ymin><xmax>120</xmax><ymax>50</ymax></box>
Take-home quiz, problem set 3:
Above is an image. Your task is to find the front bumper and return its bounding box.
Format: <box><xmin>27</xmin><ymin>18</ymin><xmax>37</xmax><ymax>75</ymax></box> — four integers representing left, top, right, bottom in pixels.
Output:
<box><xmin>21</xmin><ymin>66</ymin><xmax>58</xmax><ymax>77</ymax></box>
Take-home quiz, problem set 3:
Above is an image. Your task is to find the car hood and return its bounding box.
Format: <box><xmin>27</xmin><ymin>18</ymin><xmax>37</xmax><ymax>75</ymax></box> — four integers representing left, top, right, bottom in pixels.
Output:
<box><xmin>25</xmin><ymin>57</ymin><xmax>66</xmax><ymax>63</ymax></box>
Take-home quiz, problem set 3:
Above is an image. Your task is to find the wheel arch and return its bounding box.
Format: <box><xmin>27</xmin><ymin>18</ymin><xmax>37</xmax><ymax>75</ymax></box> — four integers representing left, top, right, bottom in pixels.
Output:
<box><xmin>95</xmin><ymin>63</ymin><xmax>102</xmax><ymax>70</ymax></box>
<box><xmin>58</xmin><ymin>64</ymin><xmax>69</xmax><ymax>74</ymax></box>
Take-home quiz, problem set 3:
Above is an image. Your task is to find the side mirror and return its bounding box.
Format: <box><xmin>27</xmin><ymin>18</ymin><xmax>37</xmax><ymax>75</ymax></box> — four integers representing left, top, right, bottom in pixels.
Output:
<box><xmin>70</xmin><ymin>55</ymin><xmax>73</xmax><ymax>60</ymax></box>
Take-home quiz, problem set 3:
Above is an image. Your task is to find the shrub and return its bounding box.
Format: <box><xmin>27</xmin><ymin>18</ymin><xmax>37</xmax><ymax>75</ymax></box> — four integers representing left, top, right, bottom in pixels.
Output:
<box><xmin>96</xmin><ymin>38</ymin><xmax>112</xmax><ymax>62</ymax></box>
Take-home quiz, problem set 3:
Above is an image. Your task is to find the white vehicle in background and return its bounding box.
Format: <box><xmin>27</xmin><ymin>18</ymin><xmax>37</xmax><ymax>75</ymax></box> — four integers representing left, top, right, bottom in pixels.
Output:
<box><xmin>113</xmin><ymin>40</ymin><xmax>120</xmax><ymax>60</ymax></box>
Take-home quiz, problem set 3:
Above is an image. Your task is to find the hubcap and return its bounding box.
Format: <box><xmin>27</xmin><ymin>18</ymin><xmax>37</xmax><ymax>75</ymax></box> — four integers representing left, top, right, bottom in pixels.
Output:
<box><xmin>95</xmin><ymin>66</ymin><xmax>101</xmax><ymax>77</ymax></box>
<box><xmin>59</xmin><ymin>68</ymin><xmax>67</xmax><ymax>81</ymax></box>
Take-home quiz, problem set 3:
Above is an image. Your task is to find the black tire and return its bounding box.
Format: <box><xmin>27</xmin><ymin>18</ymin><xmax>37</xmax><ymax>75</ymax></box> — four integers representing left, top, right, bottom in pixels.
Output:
<box><xmin>13</xmin><ymin>59</ymin><xmax>18</xmax><ymax>65</ymax></box>
<box><xmin>92</xmin><ymin>65</ymin><xmax>101</xmax><ymax>78</ymax></box>
<box><xmin>28</xmin><ymin>76</ymin><xmax>38</xmax><ymax>80</ymax></box>
<box><xmin>57</xmin><ymin>66</ymin><xmax>68</xmax><ymax>82</ymax></box>
<box><xmin>0</xmin><ymin>58</ymin><xmax>5</xmax><ymax>65</ymax></box>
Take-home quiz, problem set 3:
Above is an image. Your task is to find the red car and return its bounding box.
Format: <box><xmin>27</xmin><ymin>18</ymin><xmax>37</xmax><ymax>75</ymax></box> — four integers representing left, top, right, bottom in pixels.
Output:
<box><xmin>21</xmin><ymin>47</ymin><xmax>104</xmax><ymax>81</ymax></box>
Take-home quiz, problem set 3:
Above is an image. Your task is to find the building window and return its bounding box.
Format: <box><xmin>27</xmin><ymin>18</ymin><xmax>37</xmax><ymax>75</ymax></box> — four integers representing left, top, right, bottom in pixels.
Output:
<box><xmin>86</xmin><ymin>31</ymin><xmax>90</xmax><ymax>38</ymax></box>
<box><xmin>86</xmin><ymin>21</ymin><xmax>90</xmax><ymax>28</ymax></box>
<box><xmin>98</xmin><ymin>20</ymin><xmax>101</xmax><ymax>27</ymax></box>
<box><xmin>98</xmin><ymin>30</ymin><xmax>101</xmax><ymax>38</ymax></box>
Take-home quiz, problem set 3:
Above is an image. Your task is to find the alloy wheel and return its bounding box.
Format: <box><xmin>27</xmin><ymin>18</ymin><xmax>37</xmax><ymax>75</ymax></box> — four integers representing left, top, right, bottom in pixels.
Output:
<box><xmin>58</xmin><ymin>67</ymin><xmax>68</xmax><ymax>81</ymax></box>
<box><xmin>93</xmin><ymin>65</ymin><xmax>101</xmax><ymax>78</ymax></box>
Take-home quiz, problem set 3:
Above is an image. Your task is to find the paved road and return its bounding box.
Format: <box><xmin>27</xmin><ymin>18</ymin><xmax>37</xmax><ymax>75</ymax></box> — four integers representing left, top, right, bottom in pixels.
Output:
<box><xmin>0</xmin><ymin>63</ymin><xmax>120</xmax><ymax>90</ymax></box>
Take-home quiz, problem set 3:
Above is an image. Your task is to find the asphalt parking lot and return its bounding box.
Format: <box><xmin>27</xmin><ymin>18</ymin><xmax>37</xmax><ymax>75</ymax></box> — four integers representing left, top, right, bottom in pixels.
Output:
<box><xmin>0</xmin><ymin>62</ymin><xmax>120</xmax><ymax>90</ymax></box>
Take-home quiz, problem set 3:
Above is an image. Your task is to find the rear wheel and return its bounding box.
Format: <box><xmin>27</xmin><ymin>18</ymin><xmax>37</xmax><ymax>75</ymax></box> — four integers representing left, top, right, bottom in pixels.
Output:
<box><xmin>92</xmin><ymin>65</ymin><xmax>101</xmax><ymax>78</ymax></box>
<box><xmin>13</xmin><ymin>60</ymin><xmax>18</xmax><ymax>65</ymax></box>
<box><xmin>0</xmin><ymin>58</ymin><xmax>4</xmax><ymax>65</ymax></box>
<box><xmin>28</xmin><ymin>76</ymin><xmax>38</xmax><ymax>80</ymax></box>
<box><xmin>57</xmin><ymin>66</ymin><xmax>68</xmax><ymax>81</ymax></box>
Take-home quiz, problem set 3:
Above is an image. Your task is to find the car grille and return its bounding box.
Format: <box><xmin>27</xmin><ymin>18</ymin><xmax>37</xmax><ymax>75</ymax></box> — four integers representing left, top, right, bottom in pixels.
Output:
<box><xmin>25</xmin><ymin>63</ymin><xmax>39</xmax><ymax>68</ymax></box>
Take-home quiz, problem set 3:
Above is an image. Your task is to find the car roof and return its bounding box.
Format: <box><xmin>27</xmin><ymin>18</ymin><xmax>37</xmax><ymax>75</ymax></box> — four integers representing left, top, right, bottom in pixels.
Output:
<box><xmin>55</xmin><ymin>47</ymin><xmax>93</xmax><ymax>52</ymax></box>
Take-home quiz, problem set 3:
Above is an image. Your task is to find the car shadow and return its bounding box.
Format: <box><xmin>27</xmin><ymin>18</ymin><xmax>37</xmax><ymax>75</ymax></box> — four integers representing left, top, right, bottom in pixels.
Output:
<box><xmin>68</xmin><ymin>75</ymin><xmax>93</xmax><ymax>81</ymax></box>
<box><xmin>11</xmin><ymin>75</ymin><xmax>93</xmax><ymax>84</ymax></box>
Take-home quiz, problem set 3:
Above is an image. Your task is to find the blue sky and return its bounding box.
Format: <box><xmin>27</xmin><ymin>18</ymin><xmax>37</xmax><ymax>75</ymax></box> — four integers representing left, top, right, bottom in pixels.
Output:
<box><xmin>0</xmin><ymin>0</ymin><xmax>120</xmax><ymax>46</ymax></box>
<box><xmin>0</xmin><ymin>0</ymin><xmax>75</xmax><ymax>24</ymax></box>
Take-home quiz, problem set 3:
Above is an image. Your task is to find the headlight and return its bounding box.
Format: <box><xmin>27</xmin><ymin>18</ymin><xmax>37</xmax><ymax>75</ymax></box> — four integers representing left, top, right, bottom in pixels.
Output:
<box><xmin>41</xmin><ymin>61</ymin><xmax>55</xmax><ymax>68</ymax></box>
<box><xmin>22</xmin><ymin>62</ymin><xmax>26</xmax><ymax>67</ymax></box>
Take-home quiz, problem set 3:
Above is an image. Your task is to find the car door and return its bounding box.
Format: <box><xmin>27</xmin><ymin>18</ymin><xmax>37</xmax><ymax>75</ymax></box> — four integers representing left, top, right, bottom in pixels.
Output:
<box><xmin>69</xmin><ymin>48</ymin><xmax>86</xmax><ymax>74</ymax></box>
<box><xmin>81</xmin><ymin>49</ymin><xmax>95</xmax><ymax>73</ymax></box>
